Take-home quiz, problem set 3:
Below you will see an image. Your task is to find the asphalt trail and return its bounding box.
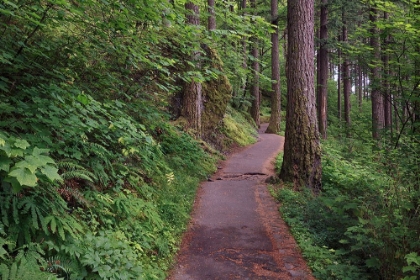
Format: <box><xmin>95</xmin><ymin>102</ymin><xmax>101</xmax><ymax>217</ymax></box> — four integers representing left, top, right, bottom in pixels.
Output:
<box><xmin>168</xmin><ymin>124</ymin><xmax>315</xmax><ymax>280</ymax></box>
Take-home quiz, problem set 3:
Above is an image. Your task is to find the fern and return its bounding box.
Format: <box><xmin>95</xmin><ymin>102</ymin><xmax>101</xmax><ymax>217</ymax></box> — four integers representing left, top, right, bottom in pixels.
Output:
<box><xmin>0</xmin><ymin>243</ymin><xmax>63</xmax><ymax>280</ymax></box>
<box><xmin>57</xmin><ymin>160</ymin><xmax>96</xmax><ymax>182</ymax></box>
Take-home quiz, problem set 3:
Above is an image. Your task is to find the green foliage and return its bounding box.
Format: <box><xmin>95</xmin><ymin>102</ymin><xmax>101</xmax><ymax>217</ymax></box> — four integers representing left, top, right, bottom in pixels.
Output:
<box><xmin>275</xmin><ymin>132</ymin><xmax>420</xmax><ymax>279</ymax></box>
<box><xmin>0</xmin><ymin>241</ymin><xmax>62</xmax><ymax>280</ymax></box>
<box><xmin>79</xmin><ymin>231</ymin><xmax>143</xmax><ymax>280</ymax></box>
<box><xmin>0</xmin><ymin>133</ymin><xmax>61</xmax><ymax>192</ymax></box>
<box><xmin>220</xmin><ymin>106</ymin><xmax>258</xmax><ymax>147</ymax></box>
<box><xmin>0</xmin><ymin>0</ymin><xmax>265</xmax><ymax>278</ymax></box>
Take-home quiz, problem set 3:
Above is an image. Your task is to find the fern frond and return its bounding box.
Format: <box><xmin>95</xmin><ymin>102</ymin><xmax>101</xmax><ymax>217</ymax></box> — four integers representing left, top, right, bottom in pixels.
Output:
<box><xmin>57</xmin><ymin>159</ymin><xmax>96</xmax><ymax>182</ymax></box>
<box><xmin>61</xmin><ymin>171</ymin><xmax>94</xmax><ymax>182</ymax></box>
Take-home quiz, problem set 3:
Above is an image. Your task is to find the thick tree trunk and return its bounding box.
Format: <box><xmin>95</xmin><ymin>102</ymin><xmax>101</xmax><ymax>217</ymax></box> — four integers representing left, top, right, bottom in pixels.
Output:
<box><xmin>182</xmin><ymin>2</ymin><xmax>202</xmax><ymax>136</ymax></box>
<box><xmin>316</xmin><ymin>0</ymin><xmax>328</xmax><ymax>139</ymax></box>
<box><xmin>280</xmin><ymin>0</ymin><xmax>322</xmax><ymax>192</ymax></box>
<box><xmin>266</xmin><ymin>0</ymin><xmax>281</xmax><ymax>133</ymax></box>
<box><xmin>250</xmin><ymin>0</ymin><xmax>260</xmax><ymax>126</ymax></box>
<box><xmin>208</xmin><ymin>0</ymin><xmax>216</xmax><ymax>31</ymax></box>
<box><xmin>342</xmin><ymin>10</ymin><xmax>351</xmax><ymax>132</ymax></box>
<box><xmin>370</xmin><ymin>7</ymin><xmax>385</xmax><ymax>140</ymax></box>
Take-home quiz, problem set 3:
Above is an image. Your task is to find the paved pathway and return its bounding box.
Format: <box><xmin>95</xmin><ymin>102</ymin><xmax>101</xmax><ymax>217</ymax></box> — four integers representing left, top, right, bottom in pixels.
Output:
<box><xmin>168</xmin><ymin>125</ymin><xmax>315</xmax><ymax>280</ymax></box>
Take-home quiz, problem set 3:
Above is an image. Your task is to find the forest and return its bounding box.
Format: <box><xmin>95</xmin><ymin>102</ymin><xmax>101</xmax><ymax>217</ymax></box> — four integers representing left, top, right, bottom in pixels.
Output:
<box><xmin>0</xmin><ymin>0</ymin><xmax>419</xmax><ymax>279</ymax></box>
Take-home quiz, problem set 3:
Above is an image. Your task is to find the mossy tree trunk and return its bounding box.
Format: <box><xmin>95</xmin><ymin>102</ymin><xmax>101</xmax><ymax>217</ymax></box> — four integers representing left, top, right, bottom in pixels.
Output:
<box><xmin>250</xmin><ymin>0</ymin><xmax>260</xmax><ymax>127</ymax></box>
<box><xmin>240</xmin><ymin>0</ymin><xmax>248</xmax><ymax>104</ymax></box>
<box><xmin>182</xmin><ymin>2</ymin><xmax>202</xmax><ymax>136</ymax></box>
<box><xmin>280</xmin><ymin>0</ymin><xmax>322</xmax><ymax>193</ymax></box>
<box><xmin>266</xmin><ymin>0</ymin><xmax>281</xmax><ymax>134</ymax></box>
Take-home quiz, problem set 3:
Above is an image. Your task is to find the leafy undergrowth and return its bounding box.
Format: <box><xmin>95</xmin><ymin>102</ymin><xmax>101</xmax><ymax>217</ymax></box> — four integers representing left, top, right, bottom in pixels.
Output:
<box><xmin>0</xmin><ymin>91</ymin><xmax>257</xmax><ymax>279</ymax></box>
<box><xmin>0</xmin><ymin>91</ymin><xmax>223</xmax><ymax>279</ymax></box>
<box><xmin>273</xmin><ymin>138</ymin><xmax>420</xmax><ymax>280</ymax></box>
<box><xmin>0</xmin><ymin>1</ymin><xmax>260</xmax><ymax>279</ymax></box>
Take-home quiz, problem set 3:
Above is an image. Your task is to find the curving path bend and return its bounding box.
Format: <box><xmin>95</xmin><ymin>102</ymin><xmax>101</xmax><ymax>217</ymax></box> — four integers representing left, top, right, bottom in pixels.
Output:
<box><xmin>168</xmin><ymin>124</ymin><xmax>315</xmax><ymax>280</ymax></box>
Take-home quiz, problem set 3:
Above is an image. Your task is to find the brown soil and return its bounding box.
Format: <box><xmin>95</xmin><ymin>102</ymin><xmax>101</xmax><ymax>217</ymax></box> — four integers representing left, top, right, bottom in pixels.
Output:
<box><xmin>167</xmin><ymin>124</ymin><xmax>315</xmax><ymax>280</ymax></box>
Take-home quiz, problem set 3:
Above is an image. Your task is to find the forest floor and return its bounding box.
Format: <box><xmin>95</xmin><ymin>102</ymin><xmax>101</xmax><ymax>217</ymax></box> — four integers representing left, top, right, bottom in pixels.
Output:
<box><xmin>167</xmin><ymin>124</ymin><xmax>315</xmax><ymax>280</ymax></box>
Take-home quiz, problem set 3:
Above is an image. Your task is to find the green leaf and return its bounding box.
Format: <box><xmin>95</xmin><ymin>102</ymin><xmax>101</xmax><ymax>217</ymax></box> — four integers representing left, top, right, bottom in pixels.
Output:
<box><xmin>15</xmin><ymin>159</ymin><xmax>38</xmax><ymax>173</ymax></box>
<box><xmin>32</xmin><ymin>147</ymin><xmax>50</xmax><ymax>156</ymax></box>
<box><xmin>365</xmin><ymin>257</ymin><xmax>381</xmax><ymax>269</ymax></box>
<box><xmin>40</xmin><ymin>165</ymin><xmax>62</xmax><ymax>182</ymax></box>
<box><xmin>8</xmin><ymin>168</ymin><xmax>37</xmax><ymax>188</ymax></box>
<box><xmin>13</xmin><ymin>139</ymin><xmax>30</xmax><ymax>150</ymax></box>
<box><xmin>0</xmin><ymin>156</ymin><xmax>12</xmax><ymax>172</ymax></box>
<box><xmin>25</xmin><ymin>154</ymin><xmax>55</xmax><ymax>168</ymax></box>
<box><xmin>77</xmin><ymin>93</ymin><xmax>90</xmax><ymax>105</ymax></box>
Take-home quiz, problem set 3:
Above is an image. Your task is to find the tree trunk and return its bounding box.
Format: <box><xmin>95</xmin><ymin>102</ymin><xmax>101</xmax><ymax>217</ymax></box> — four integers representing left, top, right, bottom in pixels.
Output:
<box><xmin>208</xmin><ymin>0</ymin><xmax>216</xmax><ymax>31</ymax></box>
<box><xmin>414</xmin><ymin>1</ymin><xmax>420</xmax><ymax>132</ymax></box>
<box><xmin>337</xmin><ymin>34</ymin><xmax>342</xmax><ymax>121</ymax></box>
<box><xmin>266</xmin><ymin>0</ymin><xmax>281</xmax><ymax>133</ymax></box>
<box><xmin>316</xmin><ymin>0</ymin><xmax>328</xmax><ymax>139</ymax></box>
<box><xmin>357</xmin><ymin>63</ymin><xmax>363</xmax><ymax>110</ymax></box>
<box><xmin>383</xmin><ymin>11</ymin><xmax>392</xmax><ymax>132</ymax></box>
<box><xmin>239</xmin><ymin>0</ymin><xmax>248</xmax><ymax>106</ymax></box>
<box><xmin>342</xmin><ymin>10</ymin><xmax>351</xmax><ymax>133</ymax></box>
<box><xmin>280</xmin><ymin>0</ymin><xmax>322</xmax><ymax>192</ymax></box>
<box><xmin>370</xmin><ymin>7</ymin><xmax>385</xmax><ymax>140</ymax></box>
<box><xmin>182</xmin><ymin>2</ymin><xmax>202</xmax><ymax>136</ymax></box>
<box><xmin>250</xmin><ymin>0</ymin><xmax>260</xmax><ymax>126</ymax></box>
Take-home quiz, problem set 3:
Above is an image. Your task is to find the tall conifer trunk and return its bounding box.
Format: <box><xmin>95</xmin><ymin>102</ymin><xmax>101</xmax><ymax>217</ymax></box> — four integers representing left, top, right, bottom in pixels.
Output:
<box><xmin>370</xmin><ymin>6</ymin><xmax>385</xmax><ymax>140</ymax></box>
<box><xmin>317</xmin><ymin>0</ymin><xmax>328</xmax><ymax>139</ymax></box>
<box><xmin>280</xmin><ymin>0</ymin><xmax>322</xmax><ymax>192</ymax></box>
<box><xmin>182</xmin><ymin>3</ymin><xmax>202</xmax><ymax>136</ymax></box>
<box><xmin>383</xmin><ymin>11</ymin><xmax>392</xmax><ymax>132</ymax></box>
<box><xmin>266</xmin><ymin>0</ymin><xmax>281</xmax><ymax>133</ymax></box>
<box><xmin>337</xmin><ymin>34</ymin><xmax>342</xmax><ymax>121</ymax></box>
<box><xmin>208</xmin><ymin>0</ymin><xmax>216</xmax><ymax>31</ymax></box>
<box><xmin>342</xmin><ymin>10</ymin><xmax>351</xmax><ymax>133</ymax></box>
<box><xmin>250</xmin><ymin>0</ymin><xmax>260</xmax><ymax>126</ymax></box>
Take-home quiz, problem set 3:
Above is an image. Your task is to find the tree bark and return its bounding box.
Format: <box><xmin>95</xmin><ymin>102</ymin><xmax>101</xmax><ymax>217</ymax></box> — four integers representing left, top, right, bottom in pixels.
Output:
<box><xmin>266</xmin><ymin>0</ymin><xmax>281</xmax><ymax>134</ymax></box>
<box><xmin>382</xmin><ymin>11</ymin><xmax>392</xmax><ymax>132</ymax></box>
<box><xmin>337</xmin><ymin>34</ymin><xmax>342</xmax><ymax>121</ymax></box>
<box><xmin>182</xmin><ymin>2</ymin><xmax>202</xmax><ymax>136</ymax></box>
<box><xmin>280</xmin><ymin>0</ymin><xmax>322</xmax><ymax>192</ymax></box>
<box><xmin>239</xmin><ymin>0</ymin><xmax>248</xmax><ymax>106</ymax></box>
<box><xmin>357</xmin><ymin>63</ymin><xmax>363</xmax><ymax>110</ymax></box>
<box><xmin>208</xmin><ymin>0</ymin><xmax>216</xmax><ymax>31</ymax></box>
<box><xmin>250</xmin><ymin>0</ymin><xmax>260</xmax><ymax>126</ymax></box>
<box><xmin>370</xmin><ymin>7</ymin><xmax>385</xmax><ymax>140</ymax></box>
<box><xmin>413</xmin><ymin>1</ymin><xmax>420</xmax><ymax>132</ymax></box>
<box><xmin>342</xmin><ymin>10</ymin><xmax>351</xmax><ymax>133</ymax></box>
<box><xmin>316</xmin><ymin>0</ymin><xmax>328</xmax><ymax>139</ymax></box>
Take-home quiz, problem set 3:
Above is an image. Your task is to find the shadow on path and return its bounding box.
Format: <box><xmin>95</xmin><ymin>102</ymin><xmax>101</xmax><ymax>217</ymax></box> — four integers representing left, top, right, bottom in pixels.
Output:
<box><xmin>168</xmin><ymin>124</ymin><xmax>315</xmax><ymax>280</ymax></box>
